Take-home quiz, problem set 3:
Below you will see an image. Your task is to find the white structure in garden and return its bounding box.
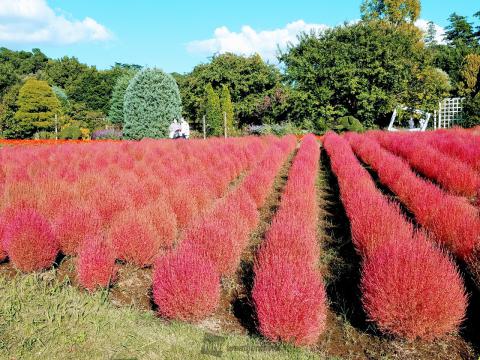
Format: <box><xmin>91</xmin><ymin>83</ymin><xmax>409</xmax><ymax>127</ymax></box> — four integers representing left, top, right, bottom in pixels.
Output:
<box><xmin>388</xmin><ymin>97</ymin><xmax>465</xmax><ymax>132</ymax></box>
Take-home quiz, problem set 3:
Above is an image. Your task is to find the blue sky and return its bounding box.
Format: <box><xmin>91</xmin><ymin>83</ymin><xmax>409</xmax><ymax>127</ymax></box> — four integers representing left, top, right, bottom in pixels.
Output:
<box><xmin>1</xmin><ymin>0</ymin><xmax>478</xmax><ymax>73</ymax></box>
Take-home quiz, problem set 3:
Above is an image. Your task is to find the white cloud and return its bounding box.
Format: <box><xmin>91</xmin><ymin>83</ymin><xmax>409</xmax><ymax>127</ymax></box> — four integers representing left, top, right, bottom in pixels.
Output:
<box><xmin>415</xmin><ymin>19</ymin><xmax>446</xmax><ymax>44</ymax></box>
<box><xmin>187</xmin><ymin>19</ymin><xmax>447</xmax><ymax>62</ymax></box>
<box><xmin>0</xmin><ymin>0</ymin><xmax>112</xmax><ymax>44</ymax></box>
<box><xmin>187</xmin><ymin>20</ymin><xmax>329</xmax><ymax>62</ymax></box>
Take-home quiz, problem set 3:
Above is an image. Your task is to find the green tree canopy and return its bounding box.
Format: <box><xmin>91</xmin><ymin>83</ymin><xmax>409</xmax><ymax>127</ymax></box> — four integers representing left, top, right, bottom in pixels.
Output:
<box><xmin>220</xmin><ymin>85</ymin><xmax>234</xmax><ymax>135</ymax></box>
<box><xmin>123</xmin><ymin>68</ymin><xmax>182</xmax><ymax>139</ymax></box>
<box><xmin>0</xmin><ymin>83</ymin><xmax>21</xmax><ymax>138</ymax></box>
<box><xmin>280</xmin><ymin>21</ymin><xmax>444</xmax><ymax>131</ymax></box>
<box><xmin>204</xmin><ymin>84</ymin><xmax>222</xmax><ymax>136</ymax></box>
<box><xmin>14</xmin><ymin>79</ymin><xmax>61</xmax><ymax>137</ymax></box>
<box><xmin>175</xmin><ymin>53</ymin><xmax>282</xmax><ymax>128</ymax></box>
<box><xmin>0</xmin><ymin>62</ymin><xmax>18</xmax><ymax>95</ymax></box>
<box><xmin>445</xmin><ymin>13</ymin><xmax>476</xmax><ymax>47</ymax></box>
<box><xmin>108</xmin><ymin>70</ymin><xmax>137</xmax><ymax>125</ymax></box>
<box><xmin>360</xmin><ymin>0</ymin><xmax>421</xmax><ymax>24</ymax></box>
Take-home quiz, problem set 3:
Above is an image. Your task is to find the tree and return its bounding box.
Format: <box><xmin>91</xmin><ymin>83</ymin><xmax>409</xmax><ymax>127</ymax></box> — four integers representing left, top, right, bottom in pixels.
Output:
<box><xmin>0</xmin><ymin>83</ymin><xmax>21</xmax><ymax>138</ymax></box>
<box><xmin>460</xmin><ymin>53</ymin><xmax>480</xmax><ymax>94</ymax></box>
<box><xmin>280</xmin><ymin>21</ymin><xmax>444</xmax><ymax>131</ymax></box>
<box><xmin>43</xmin><ymin>56</ymin><xmax>88</xmax><ymax>89</ymax></box>
<box><xmin>204</xmin><ymin>84</ymin><xmax>222</xmax><ymax>136</ymax></box>
<box><xmin>220</xmin><ymin>85</ymin><xmax>234</xmax><ymax>135</ymax></box>
<box><xmin>123</xmin><ymin>68</ymin><xmax>182</xmax><ymax>140</ymax></box>
<box><xmin>445</xmin><ymin>13</ymin><xmax>476</xmax><ymax>47</ymax></box>
<box><xmin>360</xmin><ymin>0</ymin><xmax>421</xmax><ymax>25</ymax></box>
<box><xmin>175</xmin><ymin>53</ymin><xmax>282</xmax><ymax>128</ymax></box>
<box><xmin>0</xmin><ymin>62</ymin><xmax>18</xmax><ymax>95</ymax></box>
<box><xmin>0</xmin><ymin>48</ymin><xmax>48</xmax><ymax>77</ymax></box>
<box><xmin>13</xmin><ymin>79</ymin><xmax>61</xmax><ymax>137</ymax></box>
<box><xmin>425</xmin><ymin>21</ymin><xmax>437</xmax><ymax>45</ymax></box>
<box><xmin>65</xmin><ymin>67</ymin><xmax>117</xmax><ymax>113</ymax></box>
<box><xmin>108</xmin><ymin>70</ymin><xmax>137</xmax><ymax>125</ymax></box>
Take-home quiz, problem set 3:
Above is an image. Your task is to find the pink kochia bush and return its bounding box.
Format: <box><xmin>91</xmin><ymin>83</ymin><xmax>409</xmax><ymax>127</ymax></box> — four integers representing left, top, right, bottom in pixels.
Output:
<box><xmin>324</xmin><ymin>132</ymin><xmax>467</xmax><ymax>340</ymax></box>
<box><xmin>2</xmin><ymin>208</ymin><xmax>58</xmax><ymax>272</ymax></box>
<box><xmin>347</xmin><ymin>132</ymin><xmax>480</xmax><ymax>260</ymax></box>
<box><xmin>152</xmin><ymin>251</ymin><xmax>220</xmax><ymax>322</ymax></box>
<box><xmin>77</xmin><ymin>236</ymin><xmax>116</xmax><ymax>291</ymax></box>
<box><xmin>253</xmin><ymin>135</ymin><xmax>327</xmax><ymax>346</ymax></box>
<box><xmin>374</xmin><ymin>131</ymin><xmax>480</xmax><ymax>198</ymax></box>
<box><xmin>152</xmin><ymin>136</ymin><xmax>295</xmax><ymax>322</ymax></box>
<box><xmin>362</xmin><ymin>235</ymin><xmax>466</xmax><ymax>340</ymax></box>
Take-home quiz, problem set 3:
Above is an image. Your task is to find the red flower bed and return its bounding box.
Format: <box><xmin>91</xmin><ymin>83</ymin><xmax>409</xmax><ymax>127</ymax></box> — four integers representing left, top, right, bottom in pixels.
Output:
<box><xmin>324</xmin><ymin>131</ymin><xmax>467</xmax><ymax>341</ymax></box>
<box><xmin>373</xmin><ymin>131</ymin><xmax>480</xmax><ymax>198</ymax></box>
<box><xmin>152</xmin><ymin>136</ymin><xmax>296</xmax><ymax>321</ymax></box>
<box><xmin>347</xmin><ymin>132</ymin><xmax>480</xmax><ymax>260</ymax></box>
<box><xmin>253</xmin><ymin>134</ymin><xmax>327</xmax><ymax>346</ymax></box>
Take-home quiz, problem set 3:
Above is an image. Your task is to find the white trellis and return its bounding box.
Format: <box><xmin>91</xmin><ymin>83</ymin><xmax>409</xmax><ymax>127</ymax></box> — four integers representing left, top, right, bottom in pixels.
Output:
<box><xmin>434</xmin><ymin>97</ymin><xmax>465</xmax><ymax>129</ymax></box>
<box><xmin>388</xmin><ymin>106</ymin><xmax>431</xmax><ymax>132</ymax></box>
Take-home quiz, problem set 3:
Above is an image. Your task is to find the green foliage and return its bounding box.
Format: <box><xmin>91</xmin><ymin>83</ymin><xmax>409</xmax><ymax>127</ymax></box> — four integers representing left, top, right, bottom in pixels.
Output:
<box><xmin>43</xmin><ymin>56</ymin><xmax>89</xmax><ymax>89</ymax></box>
<box><xmin>0</xmin><ymin>83</ymin><xmax>22</xmax><ymax>138</ymax></box>
<box><xmin>14</xmin><ymin>79</ymin><xmax>61</xmax><ymax>138</ymax></box>
<box><xmin>204</xmin><ymin>84</ymin><xmax>222</xmax><ymax>136</ymax></box>
<box><xmin>175</xmin><ymin>53</ymin><xmax>282</xmax><ymax>128</ymax></box>
<box><xmin>59</xmin><ymin>121</ymin><xmax>83</xmax><ymax>140</ymax></box>
<box><xmin>360</xmin><ymin>0</ymin><xmax>421</xmax><ymax>24</ymax></box>
<box><xmin>0</xmin><ymin>47</ymin><xmax>48</xmax><ymax>77</ymax></box>
<box><xmin>463</xmin><ymin>92</ymin><xmax>480</xmax><ymax>127</ymax></box>
<box><xmin>123</xmin><ymin>68</ymin><xmax>182</xmax><ymax>139</ymax></box>
<box><xmin>108</xmin><ymin>70</ymin><xmax>137</xmax><ymax>125</ymax></box>
<box><xmin>280</xmin><ymin>21</ymin><xmax>444</xmax><ymax>132</ymax></box>
<box><xmin>0</xmin><ymin>62</ymin><xmax>18</xmax><ymax>95</ymax></box>
<box><xmin>445</xmin><ymin>13</ymin><xmax>477</xmax><ymax>47</ymax></box>
<box><xmin>333</xmin><ymin>116</ymin><xmax>365</xmax><ymax>132</ymax></box>
<box><xmin>460</xmin><ymin>53</ymin><xmax>480</xmax><ymax>94</ymax></box>
<box><xmin>220</xmin><ymin>85</ymin><xmax>234</xmax><ymax>134</ymax></box>
<box><xmin>65</xmin><ymin>67</ymin><xmax>117</xmax><ymax>113</ymax></box>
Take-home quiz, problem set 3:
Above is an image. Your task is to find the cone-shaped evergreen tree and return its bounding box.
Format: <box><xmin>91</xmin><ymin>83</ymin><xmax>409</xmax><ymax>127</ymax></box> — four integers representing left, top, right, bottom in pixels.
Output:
<box><xmin>220</xmin><ymin>85</ymin><xmax>235</xmax><ymax>135</ymax></box>
<box><xmin>123</xmin><ymin>68</ymin><xmax>182</xmax><ymax>139</ymax></box>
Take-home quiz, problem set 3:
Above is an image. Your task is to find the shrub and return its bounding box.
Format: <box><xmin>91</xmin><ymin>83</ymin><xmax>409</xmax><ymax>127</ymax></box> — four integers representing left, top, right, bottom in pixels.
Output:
<box><xmin>77</xmin><ymin>236</ymin><xmax>116</xmax><ymax>291</ymax></box>
<box><xmin>3</xmin><ymin>208</ymin><xmax>58</xmax><ymax>272</ymax></box>
<box><xmin>334</xmin><ymin>116</ymin><xmax>364</xmax><ymax>132</ymax></box>
<box><xmin>138</xmin><ymin>199</ymin><xmax>177</xmax><ymax>248</ymax></box>
<box><xmin>253</xmin><ymin>261</ymin><xmax>327</xmax><ymax>346</ymax></box>
<box><xmin>123</xmin><ymin>68</ymin><xmax>182</xmax><ymax>140</ymax></box>
<box><xmin>91</xmin><ymin>129</ymin><xmax>122</xmax><ymax>140</ymax></box>
<box><xmin>361</xmin><ymin>235</ymin><xmax>467</xmax><ymax>340</ymax></box>
<box><xmin>152</xmin><ymin>251</ymin><xmax>220</xmax><ymax>321</ymax></box>
<box><xmin>52</xmin><ymin>205</ymin><xmax>101</xmax><ymax>256</ymax></box>
<box><xmin>108</xmin><ymin>210</ymin><xmax>161</xmax><ymax>267</ymax></box>
<box><xmin>59</xmin><ymin>123</ymin><xmax>82</xmax><ymax>140</ymax></box>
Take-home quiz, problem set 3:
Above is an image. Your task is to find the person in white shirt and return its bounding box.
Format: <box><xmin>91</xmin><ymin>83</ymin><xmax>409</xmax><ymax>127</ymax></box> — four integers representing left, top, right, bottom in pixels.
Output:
<box><xmin>169</xmin><ymin>119</ymin><xmax>180</xmax><ymax>139</ymax></box>
<box><xmin>180</xmin><ymin>117</ymin><xmax>190</xmax><ymax>139</ymax></box>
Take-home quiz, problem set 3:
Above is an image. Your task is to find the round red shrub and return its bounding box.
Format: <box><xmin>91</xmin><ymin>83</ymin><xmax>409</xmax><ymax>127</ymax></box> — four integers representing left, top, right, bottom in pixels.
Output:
<box><xmin>152</xmin><ymin>250</ymin><xmax>220</xmax><ymax>321</ymax></box>
<box><xmin>168</xmin><ymin>187</ymin><xmax>198</xmax><ymax>229</ymax></box>
<box><xmin>53</xmin><ymin>205</ymin><xmax>102</xmax><ymax>256</ymax></box>
<box><xmin>361</xmin><ymin>235</ymin><xmax>467</xmax><ymax>340</ymax></box>
<box><xmin>77</xmin><ymin>236</ymin><xmax>116</xmax><ymax>292</ymax></box>
<box><xmin>3</xmin><ymin>208</ymin><xmax>58</xmax><ymax>272</ymax></box>
<box><xmin>138</xmin><ymin>199</ymin><xmax>177</xmax><ymax>248</ymax></box>
<box><xmin>108</xmin><ymin>210</ymin><xmax>161</xmax><ymax>267</ymax></box>
<box><xmin>253</xmin><ymin>261</ymin><xmax>327</xmax><ymax>346</ymax></box>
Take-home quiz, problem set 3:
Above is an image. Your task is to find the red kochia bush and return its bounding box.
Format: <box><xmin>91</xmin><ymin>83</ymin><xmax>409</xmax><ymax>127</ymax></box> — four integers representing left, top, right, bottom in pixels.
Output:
<box><xmin>253</xmin><ymin>261</ymin><xmax>327</xmax><ymax>346</ymax></box>
<box><xmin>53</xmin><ymin>205</ymin><xmax>101</xmax><ymax>255</ymax></box>
<box><xmin>152</xmin><ymin>251</ymin><xmax>220</xmax><ymax>321</ymax></box>
<box><xmin>3</xmin><ymin>208</ymin><xmax>58</xmax><ymax>272</ymax></box>
<box><xmin>361</xmin><ymin>235</ymin><xmax>467</xmax><ymax>340</ymax></box>
<box><xmin>108</xmin><ymin>210</ymin><xmax>161</xmax><ymax>267</ymax></box>
<box><xmin>77</xmin><ymin>236</ymin><xmax>116</xmax><ymax>291</ymax></box>
<box><xmin>324</xmin><ymin>132</ymin><xmax>468</xmax><ymax>340</ymax></box>
<box><xmin>253</xmin><ymin>134</ymin><xmax>326</xmax><ymax>346</ymax></box>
